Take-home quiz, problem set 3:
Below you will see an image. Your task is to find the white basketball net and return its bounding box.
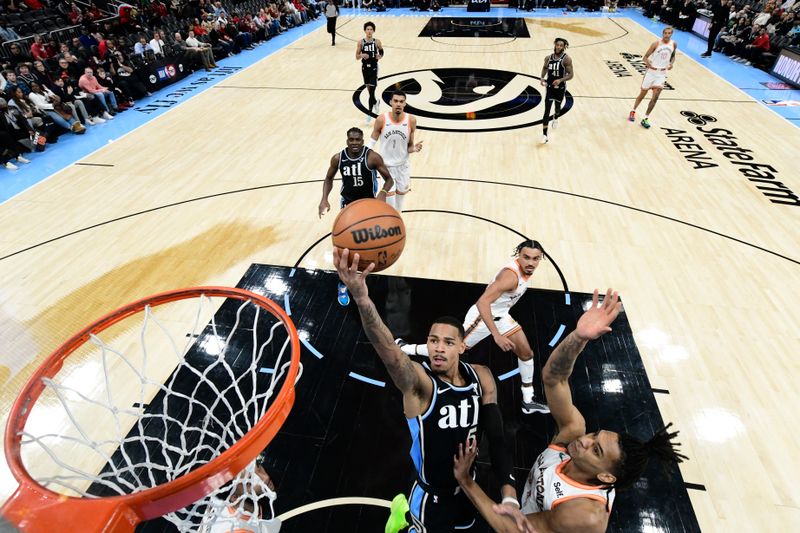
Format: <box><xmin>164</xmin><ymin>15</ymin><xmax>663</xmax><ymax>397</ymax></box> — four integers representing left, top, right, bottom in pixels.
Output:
<box><xmin>17</xmin><ymin>293</ymin><xmax>301</xmax><ymax>532</ymax></box>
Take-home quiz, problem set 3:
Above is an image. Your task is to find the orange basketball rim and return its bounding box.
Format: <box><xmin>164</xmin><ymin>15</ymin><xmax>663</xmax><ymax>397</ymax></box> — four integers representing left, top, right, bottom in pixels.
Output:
<box><xmin>1</xmin><ymin>287</ymin><xmax>301</xmax><ymax>532</ymax></box>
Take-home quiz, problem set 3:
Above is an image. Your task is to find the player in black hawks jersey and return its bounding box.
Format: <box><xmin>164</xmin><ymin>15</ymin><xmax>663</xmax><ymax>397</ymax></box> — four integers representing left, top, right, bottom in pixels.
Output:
<box><xmin>334</xmin><ymin>247</ymin><xmax>522</xmax><ymax>532</ymax></box>
<box><xmin>356</xmin><ymin>21</ymin><xmax>384</xmax><ymax>122</ymax></box>
<box><xmin>539</xmin><ymin>38</ymin><xmax>574</xmax><ymax>144</ymax></box>
<box><xmin>319</xmin><ymin>127</ymin><xmax>394</xmax><ymax>306</ymax></box>
<box><xmin>452</xmin><ymin>290</ymin><xmax>687</xmax><ymax>533</ymax></box>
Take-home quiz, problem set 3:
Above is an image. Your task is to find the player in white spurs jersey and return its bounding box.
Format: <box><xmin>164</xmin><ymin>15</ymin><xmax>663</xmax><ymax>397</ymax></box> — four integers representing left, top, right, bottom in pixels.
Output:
<box><xmin>367</xmin><ymin>89</ymin><xmax>422</xmax><ymax>212</ymax></box>
<box><xmin>452</xmin><ymin>289</ymin><xmax>688</xmax><ymax>533</ymax></box>
<box><xmin>629</xmin><ymin>26</ymin><xmax>677</xmax><ymax>129</ymax></box>
<box><xmin>397</xmin><ymin>240</ymin><xmax>550</xmax><ymax>414</ymax></box>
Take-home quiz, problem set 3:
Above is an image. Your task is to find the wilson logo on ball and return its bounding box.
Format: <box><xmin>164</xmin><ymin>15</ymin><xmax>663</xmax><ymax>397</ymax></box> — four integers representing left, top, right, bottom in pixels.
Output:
<box><xmin>351</xmin><ymin>224</ymin><xmax>403</xmax><ymax>244</ymax></box>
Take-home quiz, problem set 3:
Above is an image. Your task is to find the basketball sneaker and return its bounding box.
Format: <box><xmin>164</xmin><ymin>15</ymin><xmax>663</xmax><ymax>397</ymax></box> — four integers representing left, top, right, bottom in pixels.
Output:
<box><xmin>337</xmin><ymin>281</ymin><xmax>350</xmax><ymax>306</ymax></box>
<box><xmin>551</xmin><ymin>119</ymin><xmax>558</xmax><ymax>130</ymax></box>
<box><xmin>541</xmin><ymin>135</ymin><xmax>549</xmax><ymax>144</ymax></box>
<box><xmin>522</xmin><ymin>398</ymin><xmax>550</xmax><ymax>414</ymax></box>
<box><xmin>640</xmin><ymin>118</ymin><xmax>651</xmax><ymax>129</ymax></box>
<box><xmin>628</xmin><ymin>110</ymin><xmax>636</xmax><ymax>122</ymax></box>
<box><xmin>385</xmin><ymin>494</ymin><xmax>410</xmax><ymax>533</ymax></box>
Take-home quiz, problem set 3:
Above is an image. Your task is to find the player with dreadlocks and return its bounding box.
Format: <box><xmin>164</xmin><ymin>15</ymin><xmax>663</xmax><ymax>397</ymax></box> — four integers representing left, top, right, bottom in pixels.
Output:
<box><xmin>453</xmin><ymin>288</ymin><xmax>688</xmax><ymax>532</ymax></box>
<box><xmin>539</xmin><ymin>37</ymin><xmax>573</xmax><ymax>144</ymax></box>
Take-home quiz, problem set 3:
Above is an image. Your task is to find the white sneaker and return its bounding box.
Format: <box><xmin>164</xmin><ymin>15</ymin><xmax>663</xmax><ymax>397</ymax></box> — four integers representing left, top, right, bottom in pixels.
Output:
<box><xmin>93</xmin><ymin>116</ymin><xmax>106</xmax><ymax>124</ymax></box>
<box><xmin>85</xmin><ymin>118</ymin><xmax>96</xmax><ymax>125</ymax></box>
<box><xmin>16</xmin><ymin>156</ymin><xmax>30</xmax><ymax>164</ymax></box>
<box><xmin>541</xmin><ymin>135</ymin><xmax>549</xmax><ymax>144</ymax></box>
<box><xmin>551</xmin><ymin>119</ymin><xmax>558</xmax><ymax>130</ymax></box>
<box><xmin>5</xmin><ymin>162</ymin><xmax>18</xmax><ymax>170</ymax></box>
<box><xmin>373</xmin><ymin>101</ymin><xmax>380</xmax><ymax>114</ymax></box>
<box><xmin>102</xmin><ymin>112</ymin><xmax>114</xmax><ymax>120</ymax></box>
<box><xmin>366</xmin><ymin>114</ymin><xmax>372</xmax><ymax>124</ymax></box>
<box><xmin>521</xmin><ymin>398</ymin><xmax>550</xmax><ymax>414</ymax></box>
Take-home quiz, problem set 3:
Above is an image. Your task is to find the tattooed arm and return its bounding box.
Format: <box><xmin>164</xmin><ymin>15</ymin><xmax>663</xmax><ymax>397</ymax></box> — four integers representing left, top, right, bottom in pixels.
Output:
<box><xmin>543</xmin><ymin>289</ymin><xmax>621</xmax><ymax>444</ymax></box>
<box><xmin>333</xmin><ymin>247</ymin><xmax>431</xmax><ymax>417</ymax></box>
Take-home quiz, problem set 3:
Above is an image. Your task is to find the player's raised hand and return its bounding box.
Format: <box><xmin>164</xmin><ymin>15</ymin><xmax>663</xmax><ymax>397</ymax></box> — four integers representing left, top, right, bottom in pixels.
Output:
<box><xmin>453</xmin><ymin>438</ymin><xmax>478</xmax><ymax>485</ymax></box>
<box><xmin>333</xmin><ymin>248</ymin><xmax>374</xmax><ymax>300</ymax></box>
<box><xmin>575</xmin><ymin>289</ymin><xmax>621</xmax><ymax>341</ymax></box>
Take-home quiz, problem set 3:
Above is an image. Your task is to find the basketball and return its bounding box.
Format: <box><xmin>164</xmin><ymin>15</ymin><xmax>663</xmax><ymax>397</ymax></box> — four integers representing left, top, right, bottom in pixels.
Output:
<box><xmin>332</xmin><ymin>199</ymin><xmax>405</xmax><ymax>272</ymax></box>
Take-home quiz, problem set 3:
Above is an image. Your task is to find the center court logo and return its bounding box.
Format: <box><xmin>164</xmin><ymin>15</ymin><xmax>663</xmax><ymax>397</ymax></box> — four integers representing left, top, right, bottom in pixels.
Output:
<box><xmin>353</xmin><ymin>68</ymin><xmax>573</xmax><ymax>133</ymax></box>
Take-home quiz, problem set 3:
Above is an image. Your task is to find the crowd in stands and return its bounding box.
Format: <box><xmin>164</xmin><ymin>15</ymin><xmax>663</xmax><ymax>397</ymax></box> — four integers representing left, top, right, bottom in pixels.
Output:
<box><xmin>0</xmin><ymin>0</ymin><xmax>324</xmax><ymax>170</ymax></box>
<box><xmin>644</xmin><ymin>0</ymin><xmax>799</xmax><ymax>67</ymax></box>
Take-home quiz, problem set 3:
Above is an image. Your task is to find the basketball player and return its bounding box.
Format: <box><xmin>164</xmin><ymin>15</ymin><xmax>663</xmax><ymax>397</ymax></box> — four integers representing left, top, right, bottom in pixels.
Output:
<box><xmin>356</xmin><ymin>21</ymin><xmax>383</xmax><ymax>122</ymax></box>
<box><xmin>202</xmin><ymin>461</ymin><xmax>280</xmax><ymax>533</ymax></box>
<box><xmin>319</xmin><ymin>127</ymin><xmax>394</xmax><ymax>306</ymax></box>
<box><xmin>367</xmin><ymin>89</ymin><xmax>423</xmax><ymax>212</ymax></box>
<box><xmin>629</xmin><ymin>27</ymin><xmax>677</xmax><ymax>129</ymax></box>
<box><xmin>539</xmin><ymin>38</ymin><xmax>573</xmax><ymax>144</ymax></box>
<box><xmin>334</xmin><ymin>247</ymin><xmax>521</xmax><ymax>532</ymax></box>
<box><xmin>398</xmin><ymin>240</ymin><xmax>550</xmax><ymax>414</ymax></box>
<box><xmin>452</xmin><ymin>289</ymin><xmax>688</xmax><ymax>533</ymax></box>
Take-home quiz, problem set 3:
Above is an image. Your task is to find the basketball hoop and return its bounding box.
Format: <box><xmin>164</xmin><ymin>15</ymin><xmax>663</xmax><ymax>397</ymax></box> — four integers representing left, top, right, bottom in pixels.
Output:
<box><xmin>2</xmin><ymin>287</ymin><xmax>301</xmax><ymax>532</ymax></box>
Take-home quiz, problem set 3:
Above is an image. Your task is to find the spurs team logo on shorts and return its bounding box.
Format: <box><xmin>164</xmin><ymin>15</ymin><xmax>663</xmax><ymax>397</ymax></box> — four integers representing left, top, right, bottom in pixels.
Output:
<box><xmin>353</xmin><ymin>68</ymin><xmax>573</xmax><ymax>133</ymax></box>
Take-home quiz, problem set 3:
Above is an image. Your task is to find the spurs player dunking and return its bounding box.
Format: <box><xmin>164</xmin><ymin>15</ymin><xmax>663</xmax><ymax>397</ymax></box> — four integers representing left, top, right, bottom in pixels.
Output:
<box><xmin>452</xmin><ymin>290</ymin><xmax>687</xmax><ymax>533</ymax></box>
<box><xmin>368</xmin><ymin>89</ymin><xmax>422</xmax><ymax>212</ymax></box>
<box><xmin>630</xmin><ymin>26</ymin><xmax>677</xmax><ymax>129</ymax></box>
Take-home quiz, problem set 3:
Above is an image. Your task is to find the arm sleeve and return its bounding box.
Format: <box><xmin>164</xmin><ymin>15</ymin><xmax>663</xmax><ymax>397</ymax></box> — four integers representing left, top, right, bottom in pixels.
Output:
<box><xmin>480</xmin><ymin>403</ymin><xmax>515</xmax><ymax>489</ymax></box>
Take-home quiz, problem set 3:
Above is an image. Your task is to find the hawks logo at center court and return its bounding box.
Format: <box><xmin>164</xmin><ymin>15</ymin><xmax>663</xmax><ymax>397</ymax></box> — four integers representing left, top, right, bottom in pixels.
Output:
<box><xmin>353</xmin><ymin>67</ymin><xmax>573</xmax><ymax>133</ymax></box>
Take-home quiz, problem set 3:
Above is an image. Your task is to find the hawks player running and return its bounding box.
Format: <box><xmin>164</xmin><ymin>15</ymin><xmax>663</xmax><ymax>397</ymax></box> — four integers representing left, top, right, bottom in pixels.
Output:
<box><xmin>630</xmin><ymin>27</ymin><xmax>677</xmax><ymax>129</ymax></box>
<box><xmin>540</xmin><ymin>37</ymin><xmax>574</xmax><ymax>144</ymax></box>
<box><xmin>356</xmin><ymin>21</ymin><xmax>383</xmax><ymax>122</ymax></box>
<box><xmin>453</xmin><ymin>289</ymin><xmax>688</xmax><ymax>533</ymax></box>
<box><xmin>319</xmin><ymin>127</ymin><xmax>393</xmax><ymax>306</ymax></box>
<box><xmin>367</xmin><ymin>89</ymin><xmax>423</xmax><ymax>212</ymax></box>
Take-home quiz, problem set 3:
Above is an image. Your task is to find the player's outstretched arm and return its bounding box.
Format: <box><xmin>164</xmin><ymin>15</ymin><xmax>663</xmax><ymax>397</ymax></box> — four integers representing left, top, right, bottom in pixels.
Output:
<box><xmin>318</xmin><ymin>153</ymin><xmax>339</xmax><ymax>218</ymax></box>
<box><xmin>454</xmin><ymin>441</ymin><xmax>536</xmax><ymax>533</ymax></box>
<box><xmin>473</xmin><ymin>365</ymin><xmax>517</xmax><ymax>502</ymax></box>
<box><xmin>543</xmin><ymin>289</ymin><xmax>621</xmax><ymax>443</ymax></box>
<box><xmin>333</xmin><ymin>248</ymin><xmax>429</xmax><ymax>409</ymax></box>
<box><xmin>493</xmin><ymin>497</ymin><xmax>607</xmax><ymax>533</ymax></box>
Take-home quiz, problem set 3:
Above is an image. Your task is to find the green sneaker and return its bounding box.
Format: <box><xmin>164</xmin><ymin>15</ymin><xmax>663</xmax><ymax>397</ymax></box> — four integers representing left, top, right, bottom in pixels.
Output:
<box><xmin>640</xmin><ymin>118</ymin><xmax>651</xmax><ymax>129</ymax></box>
<box><xmin>385</xmin><ymin>493</ymin><xmax>410</xmax><ymax>533</ymax></box>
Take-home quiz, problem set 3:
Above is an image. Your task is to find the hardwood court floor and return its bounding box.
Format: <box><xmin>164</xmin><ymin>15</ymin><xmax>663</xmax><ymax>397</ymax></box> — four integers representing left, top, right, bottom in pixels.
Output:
<box><xmin>0</xmin><ymin>14</ymin><xmax>798</xmax><ymax>532</ymax></box>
